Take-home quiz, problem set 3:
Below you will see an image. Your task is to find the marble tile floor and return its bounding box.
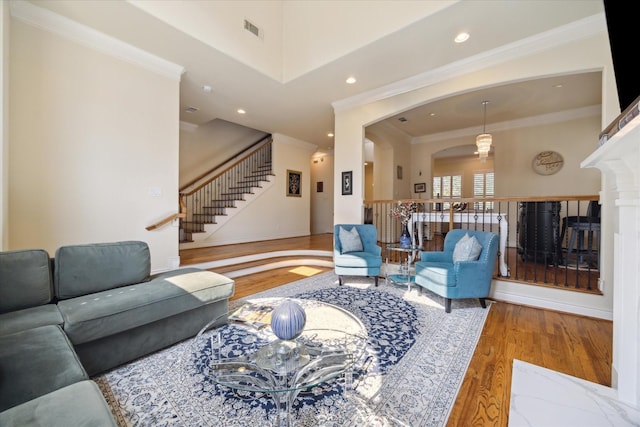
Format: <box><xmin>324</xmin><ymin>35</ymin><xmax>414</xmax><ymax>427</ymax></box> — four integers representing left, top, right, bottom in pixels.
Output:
<box><xmin>509</xmin><ymin>359</ymin><xmax>640</xmax><ymax>427</ymax></box>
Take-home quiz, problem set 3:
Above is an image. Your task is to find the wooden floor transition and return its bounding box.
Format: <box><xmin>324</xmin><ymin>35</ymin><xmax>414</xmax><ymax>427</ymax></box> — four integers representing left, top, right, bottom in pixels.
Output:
<box><xmin>180</xmin><ymin>234</ymin><xmax>612</xmax><ymax>427</ymax></box>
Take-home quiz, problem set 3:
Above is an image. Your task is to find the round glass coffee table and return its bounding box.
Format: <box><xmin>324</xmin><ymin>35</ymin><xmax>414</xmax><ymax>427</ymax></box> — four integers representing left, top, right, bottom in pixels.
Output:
<box><xmin>189</xmin><ymin>298</ymin><xmax>368</xmax><ymax>427</ymax></box>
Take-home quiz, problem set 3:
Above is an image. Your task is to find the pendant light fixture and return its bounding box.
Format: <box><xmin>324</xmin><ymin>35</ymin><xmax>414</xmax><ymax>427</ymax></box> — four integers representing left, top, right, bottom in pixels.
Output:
<box><xmin>476</xmin><ymin>100</ymin><xmax>492</xmax><ymax>162</ymax></box>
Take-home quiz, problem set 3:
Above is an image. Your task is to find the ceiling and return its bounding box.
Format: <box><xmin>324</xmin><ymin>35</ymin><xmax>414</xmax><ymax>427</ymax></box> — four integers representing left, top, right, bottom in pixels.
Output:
<box><xmin>22</xmin><ymin>0</ymin><xmax>607</xmax><ymax>150</ymax></box>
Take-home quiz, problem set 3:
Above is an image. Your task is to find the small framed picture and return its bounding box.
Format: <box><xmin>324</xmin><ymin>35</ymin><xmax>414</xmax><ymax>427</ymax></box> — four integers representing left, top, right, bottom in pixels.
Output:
<box><xmin>414</xmin><ymin>182</ymin><xmax>426</xmax><ymax>193</ymax></box>
<box><xmin>286</xmin><ymin>170</ymin><xmax>302</xmax><ymax>197</ymax></box>
<box><xmin>316</xmin><ymin>181</ymin><xmax>323</xmax><ymax>192</ymax></box>
<box><xmin>341</xmin><ymin>171</ymin><xmax>353</xmax><ymax>195</ymax></box>
<box><xmin>397</xmin><ymin>166</ymin><xmax>403</xmax><ymax>180</ymax></box>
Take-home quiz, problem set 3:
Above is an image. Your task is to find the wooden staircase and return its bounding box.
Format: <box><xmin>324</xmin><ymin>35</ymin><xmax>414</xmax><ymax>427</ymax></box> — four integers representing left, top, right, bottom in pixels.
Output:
<box><xmin>179</xmin><ymin>137</ymin><xmax>274</xmax><ymax>244</ymax></box>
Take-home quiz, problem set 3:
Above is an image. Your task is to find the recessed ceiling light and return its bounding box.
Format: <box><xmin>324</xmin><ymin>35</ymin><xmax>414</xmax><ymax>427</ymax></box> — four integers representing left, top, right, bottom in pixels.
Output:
<box><xmin>346</xmin><ymin>76</ymin><xmax>357</xmax><ymax>84</ymax></box>
<box><xmin>327</xmin><ymin>132</ymin><xmax>334</xmax><ymax>137</ymax></box>
<box><xmin>237</xmin><ymin>109</ymin><xmax>246</xmax><ymax>114</ymax></box>
<box><xmin>202</xmin><ymin>85</ymin><xmax>212</xmax><ymax>93</ymax></box>
<box><xmin>429</xmin><ymin>112</ymin><xmax>436</xmax><ymax>117</ymax></box>
<box><xmin>454</xmin><ymin>32</ymin><xmax>470</xmax><ymax>43</ymax></box>
<box><xmin>554</xmin><ymin>84</ymin><xmax>563</xmax><ymax>88</ymax></box>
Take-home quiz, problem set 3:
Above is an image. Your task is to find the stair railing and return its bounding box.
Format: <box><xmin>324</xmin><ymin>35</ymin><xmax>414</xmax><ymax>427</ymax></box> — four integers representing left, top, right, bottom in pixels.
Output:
<box><xmin>179</xmin><ymin>137</ymin><xmax>273</xmax><ymax>241</ymax></box>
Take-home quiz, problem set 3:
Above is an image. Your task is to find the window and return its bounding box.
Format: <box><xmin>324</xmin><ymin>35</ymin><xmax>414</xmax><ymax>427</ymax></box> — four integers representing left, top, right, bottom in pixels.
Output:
<box><xmin>473</xmin><ymin>172</ymin><xmax>494</xmax><ymax>211</ymax></box>
<box><xmin>432</xmin><ymin>175</ymin><xmax>461</xmax><ymax>209</ymax></box>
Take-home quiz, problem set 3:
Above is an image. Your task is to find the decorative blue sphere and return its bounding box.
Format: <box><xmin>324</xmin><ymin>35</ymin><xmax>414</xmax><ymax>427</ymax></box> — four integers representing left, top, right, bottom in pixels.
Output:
<box><xmin>270</xmin><ymin>299</ymin><xmax>306</xmax><ymax>340</ymax></box>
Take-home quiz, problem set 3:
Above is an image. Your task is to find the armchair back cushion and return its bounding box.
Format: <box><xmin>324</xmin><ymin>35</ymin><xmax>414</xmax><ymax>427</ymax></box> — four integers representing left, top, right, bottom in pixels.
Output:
<box><xmin>0</xmin><ymin>249</ymin><xmax>53</xmax><ymax>314</ymax></box>
<box><xmin>54</xmin><ymin>241</ymin><xmax>151</xmax><ymax>300</ymax></box>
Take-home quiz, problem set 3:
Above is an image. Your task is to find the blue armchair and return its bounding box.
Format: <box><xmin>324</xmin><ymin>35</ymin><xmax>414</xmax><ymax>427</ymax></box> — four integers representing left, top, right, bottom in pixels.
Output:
<box><xmin>414</xmin><ymin>229</ymin><xmax>499</xmax><ymax>313</ymax></box>
<box><xmin>334</xmin><ymin>224</ymin><xmax>382</xmax><ymax>286</ymax></box>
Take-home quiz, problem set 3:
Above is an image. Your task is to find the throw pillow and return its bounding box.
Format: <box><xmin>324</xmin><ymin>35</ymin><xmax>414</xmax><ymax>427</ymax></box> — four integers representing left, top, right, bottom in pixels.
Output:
<box><xmin>339</xmin><ymin>226</ymin><xmax>363</xmax><ymax>253</ymax></box>
<box><xmin>452</xmin><ymin>233</ymin><xmax>483</xmax><ymax>262</ymax></box>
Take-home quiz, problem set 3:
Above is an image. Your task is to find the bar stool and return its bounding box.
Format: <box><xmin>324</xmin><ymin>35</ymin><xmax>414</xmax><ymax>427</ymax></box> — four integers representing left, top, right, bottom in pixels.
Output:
<box><xmin>561</xmin><ymin>201</ymin><xmax>601</xmax><ymax>269</ymax></box>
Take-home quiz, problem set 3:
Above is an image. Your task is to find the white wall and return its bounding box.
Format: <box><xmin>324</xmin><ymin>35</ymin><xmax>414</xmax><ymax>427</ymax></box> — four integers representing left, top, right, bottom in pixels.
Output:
<box><xmin>410</xmin><ymin>114</ymin><xmax>602</xmax><ymax>198</ymax></box>
<box><xmin>310</xmin><ymin>152</ymin><xmax>334</xmax><ymax>234</ymax></box>
<box><xmin>333</xmin><ymin>30</ymin><xmax>618</xmax><ymax>319</ymax></box>
<box><xmin>366</xmin><ymin>121</ymin><xmax>413</xmax><ymax>200</ymax></box>
<box><xmin>9</xmin><ymin>18</ymin><xmax>182</xmax><ymax>272</ymax></box>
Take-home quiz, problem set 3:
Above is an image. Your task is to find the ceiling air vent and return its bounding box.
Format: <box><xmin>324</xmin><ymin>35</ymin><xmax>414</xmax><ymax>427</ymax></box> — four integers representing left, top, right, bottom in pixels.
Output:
<box><xmin>185</xmin><ymin>106</ymin><xmax>199</xmax><ymax>114</ymax></box>
<box><xmin>398</xmin><ymin>117</ymin><xmax>408</xmax><ymax>123</ymax></box>
<box><xmin>244</xmin><ymin>19</ymin><xmax>262</xmax><ymax>38</ymax></box>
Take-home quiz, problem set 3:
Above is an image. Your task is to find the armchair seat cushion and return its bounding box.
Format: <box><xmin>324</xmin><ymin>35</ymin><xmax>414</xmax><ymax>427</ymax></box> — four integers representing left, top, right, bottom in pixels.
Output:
<box><xmin>334</xmin><ymin>251</ymin><xmax>383</xmax><ymax>268</ymax></box>
<box><xmin>58</xmin><ymin>268</ymin><xmax>234</xmax><ymax>344</ymax></box>
<box><xmin>0</xmin><ymin>325</ymin><xmax>88</xmax><ymax>411</ymax></box>
<box><xmin>0</xmin><ymin>380</ymin><xmax>117</xmax><ymax>427</ymax></box>
<box><xmin>0</xmin><ymin>304</ymin><xmax>63</xmax><ymax>337</ymax></box>
<box><xmin>414</xmin><ymin>262</ymin><xmax>456</xmax><ymax>287</ymax></box>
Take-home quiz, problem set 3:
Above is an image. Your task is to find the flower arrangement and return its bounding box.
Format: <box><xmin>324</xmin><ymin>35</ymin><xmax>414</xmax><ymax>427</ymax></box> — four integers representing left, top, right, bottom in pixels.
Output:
<box><xmin>390</xmin><ymin>201</ymin><xmax>417</xmax><ymax>226</ymax></box>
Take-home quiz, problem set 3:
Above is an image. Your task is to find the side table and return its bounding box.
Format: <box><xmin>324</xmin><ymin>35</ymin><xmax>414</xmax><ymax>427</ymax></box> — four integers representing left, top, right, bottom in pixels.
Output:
<box><xmin>385</xmin><ymin>244</ymin><xmax>421</xmax><ymax>290</ymax></box>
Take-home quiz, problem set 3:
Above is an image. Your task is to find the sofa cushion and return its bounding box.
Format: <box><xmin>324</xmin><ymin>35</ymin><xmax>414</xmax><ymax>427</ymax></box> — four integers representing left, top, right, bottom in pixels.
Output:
<box><xmin>339</xmin><ymin>226</ymin><xmax>363</xmax><ymax>253</ymax></box>
<box><xmin>334</xmin><ymin>251</ymin><xmax>383</xmax><ymax>268</ymax></box>
<box><xmin>0</xmin><ymin>249</ymin><xmax>52</xmax><ymax>314</ymax></box>
<box><xmin>415</xmin><ymin>261</ymin><xmax>457</xmax><ymax>287</ymax></box>
<box><xmin>0</xmin><ymin>380</ymin><xmax>117</xmax><ymax>427</ymax></box>
<box><xmin>452</xmin><ymin>233</ymin><xmax>482</xmax><ymax>262</ymax></box>
<box><xmin>0</xmin><ymin>325</ymin><xmax>88</xmax><ymax>411</ymax></box>
<box><xmin>54</xmin><ymin>241</ymin><xmax>151</xmax><ymax>299</ymax></box>
<box><xmin>58</xmin><ymin>268</ymin><xmax>235</xmax><ymax>344</ymax></box>
<box><xmin>0</xmin><ymin>304</ymin><xmax>63</xmax><ymax>336</ymax></box>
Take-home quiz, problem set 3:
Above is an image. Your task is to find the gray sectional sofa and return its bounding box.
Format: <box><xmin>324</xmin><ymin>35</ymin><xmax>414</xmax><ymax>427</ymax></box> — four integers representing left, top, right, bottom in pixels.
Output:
<box><xmin>0</xmin><ymin>241</ymin><xmax>235</xmax><ymax>426</ymax></box>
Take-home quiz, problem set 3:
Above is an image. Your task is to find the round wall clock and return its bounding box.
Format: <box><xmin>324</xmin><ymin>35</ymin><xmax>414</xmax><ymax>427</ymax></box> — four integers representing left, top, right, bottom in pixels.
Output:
<box><xmin>532</xmin><ymin>151</ymin><xmax>564</xmax><ymax>175</ymax></box>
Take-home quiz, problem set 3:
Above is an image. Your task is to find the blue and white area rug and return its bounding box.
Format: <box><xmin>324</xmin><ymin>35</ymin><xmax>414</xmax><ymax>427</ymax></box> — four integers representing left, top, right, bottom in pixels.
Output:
<box><xmin>94</xmin><ymin>272</ymin><xmax>490</xmax><ymax>426</ymax></box>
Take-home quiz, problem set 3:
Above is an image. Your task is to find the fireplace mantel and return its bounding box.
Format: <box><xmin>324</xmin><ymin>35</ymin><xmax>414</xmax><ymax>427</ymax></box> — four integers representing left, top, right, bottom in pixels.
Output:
<box><xmin>582</xmin><ymin>113</ymin><xmax>640</xmax><ymax>408</ymax></box>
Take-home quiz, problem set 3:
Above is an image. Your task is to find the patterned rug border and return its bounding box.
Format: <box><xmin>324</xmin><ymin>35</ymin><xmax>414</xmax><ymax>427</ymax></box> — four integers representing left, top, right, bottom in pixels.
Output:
<box><xmin>95</xmin><ymin>271</ymin><xmax>490</xmax><ymax>426</ymax></box>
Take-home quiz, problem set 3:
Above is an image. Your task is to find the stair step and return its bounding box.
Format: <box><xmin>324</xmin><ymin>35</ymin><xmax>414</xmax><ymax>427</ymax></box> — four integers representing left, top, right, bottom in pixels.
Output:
<box><xmin>181</xmin><ymin>222</ymin><xmax>208</xmax><ymax>232</ymax></box>
<box><xmin>220</xmin><ymin>192</ymin><xmax>247</xmax><ymax>197</ymax></box>
<box><xmin>228</xmin><ymin>186</ymin><xmax>256</xmax><ymax>192</ymax></box>
<box><xmin>206</xmin><ymin>200</ymin><xmax>237</xmax><ymax>208</ymax></box>
<box><xmin>202</xmin><ymin>206</ymin><xmax>227</xmax><ymax>215</ymax></box>
<box><xmin>192</xmin><ymin>214</ymin><xmax>218</xmax><ymax>223</ymax></box>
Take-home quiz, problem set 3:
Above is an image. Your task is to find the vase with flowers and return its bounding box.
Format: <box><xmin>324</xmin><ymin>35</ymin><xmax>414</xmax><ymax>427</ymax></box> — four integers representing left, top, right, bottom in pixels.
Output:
<box><xmin>390</xmin><ymin>201</ymin><xmax>417</xmax><ymax>248</ymax></box>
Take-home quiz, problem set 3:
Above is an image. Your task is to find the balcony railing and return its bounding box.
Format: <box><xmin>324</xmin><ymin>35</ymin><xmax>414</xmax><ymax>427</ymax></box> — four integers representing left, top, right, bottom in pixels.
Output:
<box><xmin>365</xmin><ymin>196</ymin><xmax>601</xmax><ymax>294</ymax></box>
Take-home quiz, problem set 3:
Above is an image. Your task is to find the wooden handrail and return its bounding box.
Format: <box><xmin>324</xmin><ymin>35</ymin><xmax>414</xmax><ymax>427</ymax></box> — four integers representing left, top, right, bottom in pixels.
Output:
<box><xmin>179</xmin><ymin>134</ymin><xmax>272</xmax><ymax>193</ymax></box>
<box><xmin>145</xmin><ymin>196</ymin><xmax>187</xmax><ymax>231</ymax></box>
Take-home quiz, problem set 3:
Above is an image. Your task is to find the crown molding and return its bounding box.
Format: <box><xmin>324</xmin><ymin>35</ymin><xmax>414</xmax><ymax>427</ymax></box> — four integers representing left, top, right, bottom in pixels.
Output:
<box><xmin>413</xmin><ymin>104</ymin><xmax>601</xmax><ymax>144</ymax></box>
<box><xmin>10</xmin><ymin>0</ymin><xmax>185</xmax><ymax>81</ymax></box>
<box><xmin>332</xmin><ymin>13</ymin><xmax>606</xmax><ymax>113</ymax></box>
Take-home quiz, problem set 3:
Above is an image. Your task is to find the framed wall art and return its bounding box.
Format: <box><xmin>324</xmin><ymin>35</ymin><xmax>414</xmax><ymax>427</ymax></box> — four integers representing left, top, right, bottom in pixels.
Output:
<box><xmin>341</xmin><ymin>171</ymin><xmax>353</xmax><ymax>195</ymax></box>
<box><xmin>316</xmin><ymin>181</ymin><xmax>323</xmax><ymax>192</ymax></box>
<box><xmin>414</xmin><ymin>182</ymin><xmax>426</xmax><ymax>193</ymax></box>
<box><xmin>286</xmin><ymin>169</ymin><xmax>302</xmax><ymax>197</ymax></box>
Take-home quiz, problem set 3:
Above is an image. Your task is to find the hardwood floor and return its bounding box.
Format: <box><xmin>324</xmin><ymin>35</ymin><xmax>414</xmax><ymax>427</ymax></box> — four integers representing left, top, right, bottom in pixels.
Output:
<box><xmin>180</xmin><ymin>235</ymin><xmax>613</xmax><ymax>426</ymax></box>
